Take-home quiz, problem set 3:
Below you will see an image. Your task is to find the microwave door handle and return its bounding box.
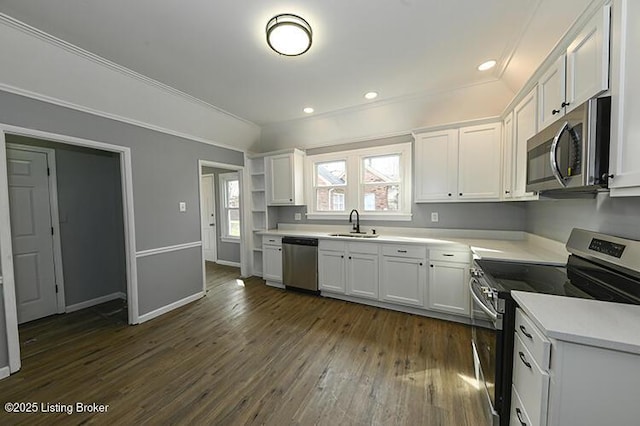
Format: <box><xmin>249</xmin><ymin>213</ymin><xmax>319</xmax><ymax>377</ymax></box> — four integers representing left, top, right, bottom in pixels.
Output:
<box><xmin>550</xmin><ymin>121</ymin><xmax>569</xmax><ymax>187</ymax></box>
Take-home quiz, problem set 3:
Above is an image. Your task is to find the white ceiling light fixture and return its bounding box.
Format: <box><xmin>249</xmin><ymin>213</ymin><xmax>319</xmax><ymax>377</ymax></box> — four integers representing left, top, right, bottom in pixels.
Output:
<box><xmin>477</xmin><ymin>60</ymin><xmax>497</xmax><ymax>71</ymax></box>
<box><xmin>266</xmin><ymin>14</ymin><xmax>313</xmax><ymax>56</ymax></box>
<box><xmin>364</xmin><ymin>91</ymin><xmax>379</xmax><ymax>100</ymax></box>
<box><xmin>303</xmin><ymin>107</ymin><xmax>314</xmax><ymax>114</ymax></box>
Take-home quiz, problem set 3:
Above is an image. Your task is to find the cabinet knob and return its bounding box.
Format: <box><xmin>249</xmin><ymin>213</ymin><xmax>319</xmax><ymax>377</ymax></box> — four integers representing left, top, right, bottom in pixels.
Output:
<box><xmin>349</xmin><ymin>256</ymin><xmax>352</xmax><ymax>260</ymax></box>
<box><xmin>419</xmin><ymin>262</ymin><xmax>423</xmax><ymax>266</ymax></box>
<box><xmin>561</xmin><ymin>101</ymin><xmax>570</xmax><ymax>108</ymax></box>
<box><xmin>430</xmin><ymin>264</ymin><xmax>434</xmax><ymax>268</ymax></box>
<box><xmin>505</xmin><ymin>190</ymin><xmax>510</xmax><ymax>194</ymax></box>
<box><xmin>341</xmin><ymin>255</ymin><xmax>344</xmax><ymax>258</ymax></box>
<box><xmin>459</xmin><ymin>193</ymin><xmax>463</xmax><ymax>196</ymax></box>
<box><xmin>448</xmin><ymin>193</ymin><xmax>452</xmax><ymax>197</ymax></box>
<box><xmin>602</xmin><ymin>173</ymin><xmax>614</xmax><ymax>181</ymax></box>
<box><xmin>552</xmin><ymin>109</ymin><xmax>561</xmax><ymax>115</ymax></box>
<box><xmin>278</xmin><ymin>248</ymin><xmax>282</xmax><ymax>251</ymax></box>
<box><xmin>289</xmin><ymin>198</ymin><xmax>293</xmax><ymax>202</ymax></box>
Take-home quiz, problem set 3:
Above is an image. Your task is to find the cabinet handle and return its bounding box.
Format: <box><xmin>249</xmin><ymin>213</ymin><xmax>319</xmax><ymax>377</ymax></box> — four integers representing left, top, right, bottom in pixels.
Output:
<box><xmin>552</xmin><ymin>109</ymin><xmax>561</xmax><ymax>115</ymax></box>
<box><xmin>519</xmin><ymin>325</ymin><xmax>533</xmax><ymax>339</ymax></box>
<box><xmin>442</xmin><ymin>254</ymin><xmax>454</xmax><ymax>257</ymax></box>
<box><xmin>561</xmin><ymin>101</ymin><xmax>570</xmax><ymax>108</ymax></box>
<box><xmin>397</xmin><ymin>250</ymin><xmax>407</xmax><ymax>253</ymax></box>
<box><xmin>518</xmin><ymin>351</ymin><xmax>532</xmax><ymax>369</ymax></box>
<box><xmin>516</xmin><ymin>408</ymin><xmax>527</xmax><ymax>426</ymax></box>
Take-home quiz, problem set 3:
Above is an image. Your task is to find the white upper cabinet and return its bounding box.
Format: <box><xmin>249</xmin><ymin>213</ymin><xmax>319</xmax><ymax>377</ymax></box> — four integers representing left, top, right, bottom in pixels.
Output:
<box><xmin>458</xmin><ymin>123</ymin><xmax>502</xmax><ymax>200</ymax></box>
<box><xmin>502</xmin><ymin>112</ymin><xmax>515</xmax><ymax>199</ymax></box>
<box><xmin>414</xmin><ymin>129</ymin><xmax>458</xmax><ymax>202</ymax></box>
<box><xmin>512</xmin><ymin>88</ymin><xmax>538</xmax><ymax>199</ymax></box>
<box><xmin>538</xmin><ymin>55</ymin><xmax>567</xmax><ymax>131</ymax></box>
<box><xmin>609</xmin><ymin>0</ymin><xmax>640</xmax><ymax>196</ymax></box>
<box><xmin>565</xmin><ymin>4</ymin><xmax>611</xmax><ymax>113</ymax></box>
<box><xmin>266</xmin><ymin>149</ymin><xmax>305</xmax><ymax>205</ymax></box>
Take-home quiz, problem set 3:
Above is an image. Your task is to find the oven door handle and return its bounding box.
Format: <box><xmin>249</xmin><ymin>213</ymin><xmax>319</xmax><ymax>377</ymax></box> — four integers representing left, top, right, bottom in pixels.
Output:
<box><xmin>469</xmin><ymin>278</ymin><xmax>499</xmax><ymax>322</ymax></box>
<box><xmin>550</xmin><ymin>121</ymin><xmax>569</xmax><ymax>187</ymax></box>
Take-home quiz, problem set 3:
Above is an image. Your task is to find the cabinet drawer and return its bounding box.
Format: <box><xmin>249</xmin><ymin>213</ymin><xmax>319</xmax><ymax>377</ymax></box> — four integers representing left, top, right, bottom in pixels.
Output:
<box><xmin>515</xmin><ymin>308</ymin><xmax>551</xmax><ymax>369</ymax></box>
<box><xmin>262</xmin><ymin>235</ymin><xmax>282</xmax><ymax>246</ymax></box>
<box><xmin>510</xmin><ymin>387</ymin><xmax>534</xmax><ymax>426</ymax></box>
<box><xmin>381</xmin><ymin>244</ymin><xmax>426</xmax><ymax>259</ymax></box>
<box><xmin>319</xmin><ymin>240</ymin><xmax>346</xmax><ymax>252</ymax></box>
<box><xmin>428</xmin><ymin>249</ymin><xmax>470</xmax><ymax>263</ymax></box>
<box><xmin>513</xmin><ymin>334</ymin><xmax>549</xmax><ymax>426</ymax></box>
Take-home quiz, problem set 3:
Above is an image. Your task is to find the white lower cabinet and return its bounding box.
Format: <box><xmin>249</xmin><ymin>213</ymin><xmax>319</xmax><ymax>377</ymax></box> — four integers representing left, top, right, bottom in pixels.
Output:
<box><xmin>262</xmin><ymin>236</ymin><xmax>283</xmax><ymax>286</ymax></box>
<box><xmin>380</xmin><ymin>245</ymin><xmax>427</xmax><ymax>307</ymax></box>
<box><xmin>318</xmin><ymin>241</ymin><xmax>346</xmax><ymax>294</ymax></box>
<box><xmin>427</xmin><ymin>250</ymin><xmax>471</xmax><ymax>316</ymax></box>
<box><xmin>346</xmin><ymin>244</ymin><xmax>379</xmax><ymax>300</ymax></box>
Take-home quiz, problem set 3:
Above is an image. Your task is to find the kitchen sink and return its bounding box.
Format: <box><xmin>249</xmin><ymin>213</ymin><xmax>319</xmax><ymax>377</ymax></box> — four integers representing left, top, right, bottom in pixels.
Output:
<box><xmin>328</xmin><ymin>233</ymin><xmax>379</xmax><ymax>238</ymax></box>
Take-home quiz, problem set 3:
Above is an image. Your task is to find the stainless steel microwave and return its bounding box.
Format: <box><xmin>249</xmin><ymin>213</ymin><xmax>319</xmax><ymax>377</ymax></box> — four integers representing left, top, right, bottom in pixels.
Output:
<box><xmin>526</xmin><ymin>97</ymin><xmax>611</xmax><ymax>195</ymax></box>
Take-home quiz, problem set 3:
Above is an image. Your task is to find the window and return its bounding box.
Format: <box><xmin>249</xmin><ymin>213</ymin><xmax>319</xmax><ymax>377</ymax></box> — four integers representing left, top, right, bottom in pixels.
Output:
<box><xmin>220</xmin><ymin>173</ymin><xmax>240</xmax><ymax>240</ymax></box>
<box><xmin>306</xmin><ymin>143</ymin><xmax>412</xmax><ymax>220</ymax></box>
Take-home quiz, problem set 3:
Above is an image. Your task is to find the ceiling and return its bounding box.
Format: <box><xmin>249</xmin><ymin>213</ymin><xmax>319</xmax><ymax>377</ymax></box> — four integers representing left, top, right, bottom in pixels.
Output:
<box><xmin>0</xmin><ymin>0</ymin><xmax>593</xmax><ymax>126</ymax></box>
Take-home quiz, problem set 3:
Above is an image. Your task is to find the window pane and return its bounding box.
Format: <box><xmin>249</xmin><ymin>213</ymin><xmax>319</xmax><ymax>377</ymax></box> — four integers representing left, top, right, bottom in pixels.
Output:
<box><xmin>363</xmin><ymin>184</ymin><xmax>400</xmax><ymax>211</ymax></box>
<box><xmin>226</xmin><ymin>179</ymin><xmax>239</xmax><ymax>208</ymax></box>
<box><xmin>228</xmin><ymin>209</ymin><xmax>240</xmax><ymax>237</ymax></box>
<box><xmin>316</xmin><ymin>187</ymin><xmax>346</xmax><ymax>211</ymax></box>
<box><xmin>316</xmin><ymin>161</ymin><xmax>346</xmax><ymax>186</ymax></box>
<box><xmin>362</xmin><ymin>155</ymin><xmax>400</xmax><ymax>183</ymax></box>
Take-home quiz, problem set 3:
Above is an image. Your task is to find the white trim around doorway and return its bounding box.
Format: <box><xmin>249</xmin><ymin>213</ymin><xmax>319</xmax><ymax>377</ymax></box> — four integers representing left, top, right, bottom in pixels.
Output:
<box><xmin>7</xmin><ymin>143</ymin><xmax>67</xmax><ymax>316</ymax></box>
<box><xmin>0</xmin><ymin>123</ymin><xmax>139</xmax><ymax>374</ymax></box>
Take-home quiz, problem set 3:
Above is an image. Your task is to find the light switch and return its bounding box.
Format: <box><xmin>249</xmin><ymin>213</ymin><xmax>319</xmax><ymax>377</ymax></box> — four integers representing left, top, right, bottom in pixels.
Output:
<box><xmin>431</xmin><ymin>212</ymin><xmax>439</xmax><ymax>222</ymax></box>
<box><xmin>179</xmin><ymin>202</ymin><xmax>187</xmax><ymax>212</ymax></box>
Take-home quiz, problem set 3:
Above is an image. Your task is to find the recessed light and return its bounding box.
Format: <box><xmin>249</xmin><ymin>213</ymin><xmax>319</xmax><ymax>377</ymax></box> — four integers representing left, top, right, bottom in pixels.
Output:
<box><xmin>303</xmin><ymin>107</ymin><xmax>314</xmax><ymax>114</ymax></box>
<box><xmin>364</xmin><ymin>91</ymin><xmax>378</xmax><ymax>100</ymax></box>
<box><xmin>478</xmin><ymin>60</ymin><xmax>497</xmax><ymax>71</ymax></box>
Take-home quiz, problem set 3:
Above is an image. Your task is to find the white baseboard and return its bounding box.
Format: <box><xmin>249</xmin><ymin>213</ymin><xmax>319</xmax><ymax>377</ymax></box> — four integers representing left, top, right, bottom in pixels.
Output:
<box><xmin>213</xmin><ymin>259</ymin><xmax>241</xmax><ymax>268</ymax></box>
<box><xmin>137</xmin><ymin>291</ymin><xmax>204</xmax><ymax>324</ymax></box>
<box><xmin>0</xmin><ymin>366</ymin><xmax>11</xmax><ymax>380</ymax></box>
<box><xmin>65</xmin><ymin>292</ymin><xmax>127</xmax><ymax>313</ymax></box>
<box><xmin>265</xmin><ymin>281</ymin><xmax>285</xmax><ymax>289</ymax></box>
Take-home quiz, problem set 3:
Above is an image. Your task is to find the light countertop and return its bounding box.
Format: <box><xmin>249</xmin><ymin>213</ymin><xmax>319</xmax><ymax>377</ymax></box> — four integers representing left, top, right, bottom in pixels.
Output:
<box><xmin>259</xmin><ymin>225</ymin><xmax>568</xmax><ymax>265</ymax></box>
<box><xmin>512</xmin><ymin>291</ymin><xmax>640</xmax><ymax>355</ymax></box>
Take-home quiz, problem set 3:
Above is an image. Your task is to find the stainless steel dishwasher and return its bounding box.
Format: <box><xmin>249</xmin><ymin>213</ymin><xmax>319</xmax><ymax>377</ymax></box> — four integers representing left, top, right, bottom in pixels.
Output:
<box><xmin>282</xmin><ymin>237</ymin><xmax>318</xmax><ymax>292</ymax></box>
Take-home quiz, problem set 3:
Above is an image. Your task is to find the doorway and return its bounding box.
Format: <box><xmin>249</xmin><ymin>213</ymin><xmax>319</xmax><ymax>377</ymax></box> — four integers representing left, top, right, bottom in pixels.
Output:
<box><xmin>198</xmin><ymin>161</ymin><xmax>246</xmax><ymax>293</ymax></box>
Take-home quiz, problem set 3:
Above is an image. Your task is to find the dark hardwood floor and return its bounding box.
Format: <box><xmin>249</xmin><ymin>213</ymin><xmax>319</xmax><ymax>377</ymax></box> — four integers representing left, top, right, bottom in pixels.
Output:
<box><xmin>0</xmin><ymin>261</ymin><xmax>487</xmax><ymax>425</ymax></box>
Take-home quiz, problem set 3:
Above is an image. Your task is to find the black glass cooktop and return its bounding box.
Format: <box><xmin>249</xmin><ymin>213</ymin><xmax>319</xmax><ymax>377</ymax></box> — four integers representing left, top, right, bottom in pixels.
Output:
<box><xmin>475</xmin><ymin>256</ymin><xmax>640</xmax><ymax>305</ymax></box>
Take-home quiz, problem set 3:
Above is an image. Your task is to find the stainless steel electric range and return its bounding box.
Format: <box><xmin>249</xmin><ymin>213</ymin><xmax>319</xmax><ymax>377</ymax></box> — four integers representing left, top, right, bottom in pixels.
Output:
<box><xmin>469</xmin><ymin>228</ymin><xmax>640</xmax><ymax>426</ymax></box>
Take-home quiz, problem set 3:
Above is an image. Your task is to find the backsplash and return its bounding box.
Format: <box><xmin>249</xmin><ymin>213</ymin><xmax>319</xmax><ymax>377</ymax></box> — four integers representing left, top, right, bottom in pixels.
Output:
<box><xmin>273</xmin><ymin>201</ymin><xmax>526</xmax><ymax>231</ymax></box>
<box><xmin>525</xmin><ymin>193</ymin><xmax>640</xmax><ymax>242</ymax></box>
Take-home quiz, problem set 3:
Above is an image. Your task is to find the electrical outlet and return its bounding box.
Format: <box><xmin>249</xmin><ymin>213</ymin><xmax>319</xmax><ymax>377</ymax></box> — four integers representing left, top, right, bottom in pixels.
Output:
<box><xmin>294</xmin><ymin>212</ymin><xmax>302</xmax><ymax>221</ymax></box>
<box><xmin>179</xmin><ymin>202</ymin><xmax>187</xmax><ymax>212</ymax></box>
<box><xmin>431</xmin><ymin>212</ymin><xmax>439</xmax><ymax>222</ymax></box>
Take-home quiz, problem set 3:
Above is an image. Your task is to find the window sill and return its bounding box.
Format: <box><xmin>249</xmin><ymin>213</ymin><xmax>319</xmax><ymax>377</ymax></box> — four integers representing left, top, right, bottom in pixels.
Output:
<box><xmin>306</xmin><ymin>213</ymin><xmax>412</xmax><ymax>222</ymax></box>
<box><xmin>220</xmin><ymin>237</ymin><xmax>241</xmax><ymax>244</ymax></box>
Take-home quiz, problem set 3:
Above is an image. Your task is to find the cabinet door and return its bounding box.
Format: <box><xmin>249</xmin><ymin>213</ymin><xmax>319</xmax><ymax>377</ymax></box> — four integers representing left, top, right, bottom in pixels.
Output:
<box><xmin>428</xmin><ymin>261</ymin><xmax>470</xmax><ymax>316</ymax></box>
<box><xmin>566</xmin><ymin>4</ymin><xmax>610</xmax><ymax>113</ymax></box>
<box><xmin>513</xmin><ymin>88</ymin><xmax>538</xmax><ymax>198</ymax></box>
<box><xmin>414</xmin><ymin>130</ymin><xmax>458</xmax><ymax>201</ymax></box>
<box><xmin>262</xmin><ymin>244</ymin><xmax>283</xmax><ymax>282</ymax></box>
<box><xmin>318</xmin><ymin>249</ymin><xmax>346</xmax><ymax>294</ymax></box>
<box><xmin>347</xmin><ymin>251</ymin><xmax>379</xmax><ymax>300</ymax></box>
<box><xmin>538</xmin><ymin>55</ymin><xmax>567</xmax><ymax>130</ymax></box>
<box><xmin>380</xmin><ymin>256</ymin><xmax>425</xmax><ymax>307</ymax></box>
<box><xmin>458</xmin><ymin>123</ymin><xmax>501</xmax><ymax>200</ymax></box>
<box><xmin>502</xmin><ymin>112</ymin><xmax>514</xmax><ymax>200</ymax></box>
<box><xmin>268</xmin><ymin>154</ymin><xmax>294</xmax><ymax>205</ymax></box>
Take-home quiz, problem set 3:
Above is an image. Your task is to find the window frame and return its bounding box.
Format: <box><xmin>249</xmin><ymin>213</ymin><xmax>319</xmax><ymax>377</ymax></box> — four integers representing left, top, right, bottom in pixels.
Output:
<box><xmin>219</xmin><ymin>172</ymin><xmax>241</xmax><ymax>242</ymax></box>
<box><xmin>305</xmin><ymin>143</ymin><xmax>412</xmax><ymax>221</ymax></box>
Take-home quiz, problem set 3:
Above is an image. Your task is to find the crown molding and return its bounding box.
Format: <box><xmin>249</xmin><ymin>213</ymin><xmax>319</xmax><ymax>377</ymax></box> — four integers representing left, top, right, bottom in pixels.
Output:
<box><xmin>0</xmin><ymin>13</ymin><xmax>260</xmax><ymax>130</ymax></box>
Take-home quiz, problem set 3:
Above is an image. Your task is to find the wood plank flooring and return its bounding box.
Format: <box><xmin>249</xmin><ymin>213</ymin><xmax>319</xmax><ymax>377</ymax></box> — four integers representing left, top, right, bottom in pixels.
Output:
<box><xmin>0</xmin><ymin>262</ymin><xmax>488</xmax><ymax>425</ymax></box>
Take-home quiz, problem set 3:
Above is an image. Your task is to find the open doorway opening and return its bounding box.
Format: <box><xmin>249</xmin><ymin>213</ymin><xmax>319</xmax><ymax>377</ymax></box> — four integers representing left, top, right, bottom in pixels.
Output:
<box><xmin>199</xmin><ymin>162</ymin><xmax>245</xmax><ymax>293</ymax></box>
<box><xmin>5</xmin><ymin>135</ymin><xmax>128</xmax><ymax>327</ymax></box>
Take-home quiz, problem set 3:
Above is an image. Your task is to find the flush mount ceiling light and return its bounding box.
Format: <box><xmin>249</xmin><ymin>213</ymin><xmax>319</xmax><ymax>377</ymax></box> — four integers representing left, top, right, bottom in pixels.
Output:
<box><xmin>266</xmin><ymin>14</ymin><xmax>312</xmax><ymax>56</ymax></box>
<box><xmin>303</xmin><ymin>107</ymin><xmax>314</xmax><ymax>114</ymax></box>
<box><xmin>478</xmin><ymin>60</ymin><xmax>497</xmax><ymax>71</ymax></box>
<box><xmin>364</xmin><ymin>91</ymin><xmax>378</xmax><ymax>100</ymax></box>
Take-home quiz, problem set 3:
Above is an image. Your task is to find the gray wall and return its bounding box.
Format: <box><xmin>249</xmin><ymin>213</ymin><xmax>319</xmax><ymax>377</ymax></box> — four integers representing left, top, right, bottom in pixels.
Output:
<box><xmin>201</xmin><ymin>166</ymin><xmax>241</xmax><ymax>264</ymax></box>
<box><xmin>6</xmin><ymin>136</ymin><xmax>127</xmax><ymax>306</ymax></box>
<box><xmin>0</xmin><ymin>90</ymin><xmax>247</xmax><ymax>370</ymax></box>
<box><xmin>274</xmin><ymin>201</ymin><xmax>527</xmax><ymax>231</ymax></box>
<box><xmin>525</xmin><ymin>194</ymin><xmax>640</xmax><ymax>242</ymax></box>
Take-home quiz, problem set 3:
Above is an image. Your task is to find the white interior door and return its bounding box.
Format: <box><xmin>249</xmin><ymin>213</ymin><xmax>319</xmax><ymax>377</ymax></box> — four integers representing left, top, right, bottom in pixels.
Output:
<box><xmin>201</xmin><ymin>174</ymin><xmax>217</xmax><ymax>262</ymax></box>
<box><xmin>7</xmin><ymin>148</ymin><xmax>59</xmax><ymax>324</ymax></box>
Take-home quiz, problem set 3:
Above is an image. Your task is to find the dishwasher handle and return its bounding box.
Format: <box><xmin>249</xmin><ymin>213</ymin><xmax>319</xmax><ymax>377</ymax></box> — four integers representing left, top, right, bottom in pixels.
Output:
<box><xmin>282</xmin><ymin>237</ymin><xmax>319</xmax><ymax>246</ymax></box>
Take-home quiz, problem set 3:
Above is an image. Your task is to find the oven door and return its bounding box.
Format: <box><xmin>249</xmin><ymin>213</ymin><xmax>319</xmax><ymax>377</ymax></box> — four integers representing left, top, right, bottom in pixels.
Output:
<box><xmin>470</xmin><ymin>277</ymin><xmax>501</xmax><ymax>425</ymax></box>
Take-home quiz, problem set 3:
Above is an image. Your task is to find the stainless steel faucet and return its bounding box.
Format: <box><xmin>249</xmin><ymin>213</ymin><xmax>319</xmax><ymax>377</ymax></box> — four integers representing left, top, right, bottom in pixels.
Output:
<box><xmin>349</xmin><ymin>209</ymin><xmax>361</xmax><ymax>234</ymax></box>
